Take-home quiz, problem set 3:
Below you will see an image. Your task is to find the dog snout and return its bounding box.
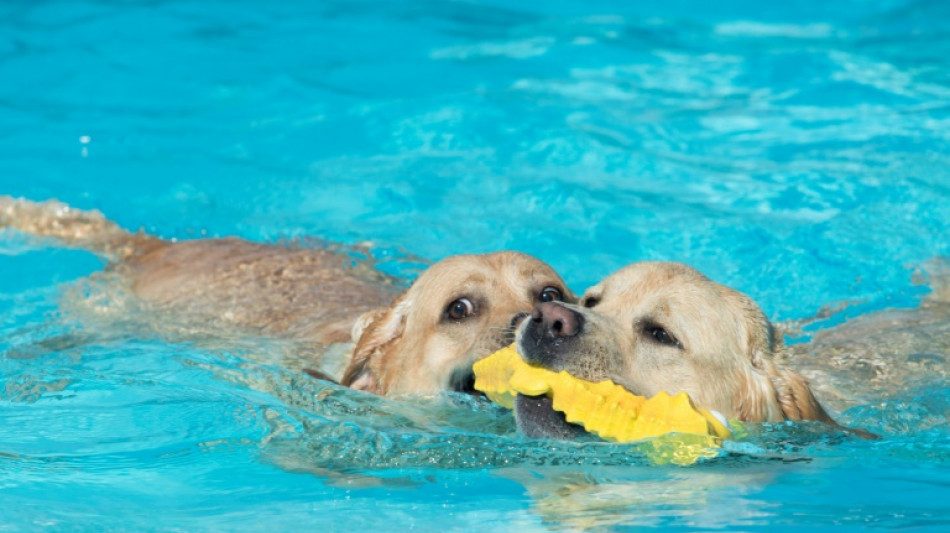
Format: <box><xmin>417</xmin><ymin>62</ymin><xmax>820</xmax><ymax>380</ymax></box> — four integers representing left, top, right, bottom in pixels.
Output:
<box><xmin>531</xmin><ymin>301</ymin><xmax>584</xmax><ymax>339</ymax></box>
<box><xmin>519</xmin><ymin>302</ymin><xmax>585</xmax><ymax>368</ymax></box>
<box><xmin>510</xmin><ymin>311</ymin><xmax>530</xmax><ymax>330</ymax></box>
<box><xmin>504</xmin><ymin>311</ymin><xmax>532</xmax><ymax>345</ymax></box>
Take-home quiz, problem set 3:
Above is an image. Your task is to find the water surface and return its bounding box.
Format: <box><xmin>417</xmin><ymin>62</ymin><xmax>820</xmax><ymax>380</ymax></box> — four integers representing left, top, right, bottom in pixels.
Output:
<box><xmin>2</xmin><ymin>1</ymin><xmax>949</xmax><ymax>531</ymax></box>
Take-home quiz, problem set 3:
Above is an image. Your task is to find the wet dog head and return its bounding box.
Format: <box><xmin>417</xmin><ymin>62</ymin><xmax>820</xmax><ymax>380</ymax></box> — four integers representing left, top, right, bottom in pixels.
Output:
<box><xmin>514</xmin><ymin>261</ymin><xmax>839</xmax><ymax>438</ymax></box>
<box><xmin>341</xmin><ymin>251</ymin><xmax>574</xmax><ymax>396</ymax></box>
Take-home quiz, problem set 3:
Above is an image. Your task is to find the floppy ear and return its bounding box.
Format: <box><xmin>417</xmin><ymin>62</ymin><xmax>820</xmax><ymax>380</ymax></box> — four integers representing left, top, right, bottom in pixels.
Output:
<box><xmin>731</xmin><ymin>306</ymin><xmax>832</xmax><ymax>424</ymax></box>
<box><xmin>762</xmin><ymin>351</ymin><xmax>881</xmax><ymax>438</ymax></box>
<box><xmin>729</xmin><ymin>292</ymin><xmax>879</xmax><ymax>438</ymax></box>
<box><xmin>730</xmin><ymin>300</ymin><xmax>788</xmax><ymax>422</ymax></box>
<box><xmin>351</xmin><ymin>307</ymin><xmax>387</xmax><ymax>344</ymax></box>
<box><xmin>340</xmin><ymin>294</ymin><xmax>412</xmax><ymax>394</ymax></box>
<box><xmin>736</xmin><ymin>347</ymin><xmax>835</xmax><ymax>423</ymax></box>
<box><xmin>762</xmin><ymin>358</ymin><xmax>837</xmax><ymax>424</ymax></box>
<box><xmin>735</xmin><ymin>314</ymin><xmax>836</xmax><ymax>424</ymax></box>
<box><xmin>739</xmin><ymin>343</ymin><xmax>881</xmax><ymax>438</ymax></box>
<box><xmin>735</xmin><ymin>359</ymin><xmax>786</xmax><ymax>423</ymax></box>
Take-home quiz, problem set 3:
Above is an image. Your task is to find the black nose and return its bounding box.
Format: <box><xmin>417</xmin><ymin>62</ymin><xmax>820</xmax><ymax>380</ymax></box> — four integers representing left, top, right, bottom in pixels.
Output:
<box><xmin>531</xmin><ymin>301</ymin><xmax>584</xmax><ymax>339</ymax></box>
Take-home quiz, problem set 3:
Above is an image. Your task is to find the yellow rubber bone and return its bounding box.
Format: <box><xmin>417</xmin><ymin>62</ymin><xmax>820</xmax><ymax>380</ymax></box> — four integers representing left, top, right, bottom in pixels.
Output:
<box><xmin>473</xmin><ymin>344</ymin><xmax>732</xmax><ymax>443</ymax></box>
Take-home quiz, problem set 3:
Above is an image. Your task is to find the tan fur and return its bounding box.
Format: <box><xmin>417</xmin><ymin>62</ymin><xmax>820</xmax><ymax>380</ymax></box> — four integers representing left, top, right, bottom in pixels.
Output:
<box><xmin>530</xmin><ymin>262</ymin><xmax>835</xmax><ymax>424</ymax></box>
<box><xmin>2</xmin><ymin>196</ymin><xmax>573</xmax><ymax>395</ymax></box>
<box><xmin>343</xmin><ymin>252</ymin><xmax>574</xmax><ymax>395</ymax></box>
<box><xmin>0</xmin><ymin>196</ymin><xmax>162</xmax><ymax>261</ymax></box>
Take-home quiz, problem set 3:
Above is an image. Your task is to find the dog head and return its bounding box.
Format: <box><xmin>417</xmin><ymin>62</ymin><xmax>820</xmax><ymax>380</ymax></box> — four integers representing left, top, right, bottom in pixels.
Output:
<box><xmin>514</xmin><ymin>261</ymin><xmax>839</xmax><ymax>438</ymax></box>
<box><xmin>341</xmin><ymin>251</ymin><xmax>574</xmax><ymax>396</ymax></box>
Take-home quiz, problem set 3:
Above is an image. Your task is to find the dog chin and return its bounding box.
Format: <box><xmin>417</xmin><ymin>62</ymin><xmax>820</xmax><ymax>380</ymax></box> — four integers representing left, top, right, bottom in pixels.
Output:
<box><xmin>514</xmin><ymin>394</ymin><xmax>587</xmax><ymax>439</ymax></box>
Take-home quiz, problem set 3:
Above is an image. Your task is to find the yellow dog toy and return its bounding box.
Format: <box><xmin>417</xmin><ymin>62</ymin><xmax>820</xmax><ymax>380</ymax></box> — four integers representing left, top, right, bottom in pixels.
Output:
<box><xmin>473</xmin><ymin>344</ymin><xmax>733</xmax><ymax>464</ymax></box>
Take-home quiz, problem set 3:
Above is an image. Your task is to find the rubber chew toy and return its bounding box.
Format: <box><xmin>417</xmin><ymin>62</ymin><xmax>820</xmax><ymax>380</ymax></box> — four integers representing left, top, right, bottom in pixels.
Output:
<box><xmin>474</xmin><ymin>344</ymin><xmax>732</xmax><ymax>450</ymax></box>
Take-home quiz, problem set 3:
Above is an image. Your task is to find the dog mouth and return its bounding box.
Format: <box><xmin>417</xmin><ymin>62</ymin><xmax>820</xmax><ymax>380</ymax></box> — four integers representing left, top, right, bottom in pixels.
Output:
<box><xmin>452</xmin><ymin>315</ymin><xmax>531</xmax><ymax>397</ymax></box>
<box><xmin>514</xmin><ymin>394</ymin><xmax>588</xmax><ymax>439</ymax></box>
<box><xmin>511</xmin><ymin>316</ymin><xmax>595</xmax><ymax>441</ymax></box>
<box><xmin>449</xmin><ymin>366</ymin><xmax>480</xmax><ymax>396</ymax></box>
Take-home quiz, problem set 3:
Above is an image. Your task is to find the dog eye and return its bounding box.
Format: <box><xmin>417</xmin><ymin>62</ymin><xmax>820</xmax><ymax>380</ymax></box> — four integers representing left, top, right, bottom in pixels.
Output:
<box><xmin>539</xmin><ymin>286</ymin><xmax>563</xmax><ymax>303</ymax></box>
<box><xmin>582</xmin><ymin>297</ymin><xmax>599</xmax><ymax>308</ymax></box>
<box><xmin>446</xmin><ymin>298</ymin><xmax>475</xmax><ymax>320</ymax></box>
<box><xmin>645</xmin><ymin>324</ymin><xmax>681</xmax><ymax>348</ymax></box>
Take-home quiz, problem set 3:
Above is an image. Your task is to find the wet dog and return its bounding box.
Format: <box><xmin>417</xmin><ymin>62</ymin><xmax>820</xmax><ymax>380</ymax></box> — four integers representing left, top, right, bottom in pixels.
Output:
<box><xmin>0</xmin><ymin>196</ymin><xmax>573</xmax><ymax>396</ymax></box>
<box><xmin>511</xmin><ymin>261</ymin><xmax>867</xmax><ymax>439</ymax></box>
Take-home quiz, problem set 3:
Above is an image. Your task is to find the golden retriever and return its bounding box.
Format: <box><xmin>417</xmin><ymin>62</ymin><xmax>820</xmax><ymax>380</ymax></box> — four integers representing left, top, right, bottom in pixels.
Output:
<box><xmin>511</xmin><ymin>261</ymin><xmax>870</xmax><ymax>439</ymax></box>
<box><xmin>0</xmin><ymin>196</ymin><xmax>573</xmax><ymax>396</ymax></box>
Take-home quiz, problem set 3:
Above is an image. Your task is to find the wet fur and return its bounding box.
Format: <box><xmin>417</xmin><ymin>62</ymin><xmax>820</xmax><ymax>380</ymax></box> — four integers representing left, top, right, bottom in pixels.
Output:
<box><xmin>1</xmin><ymin>196</ymin><xmax>573</xmax><ymax>395</ymax></box>
<box><xmin>341</xmin><ymin>253</ymin><xmax>575</xmax><ymax>394</ymax></box>
<box><xmin>517</xmin><ymin>262</ymin><xmax>844</xmax><ymax>430</ymax></box>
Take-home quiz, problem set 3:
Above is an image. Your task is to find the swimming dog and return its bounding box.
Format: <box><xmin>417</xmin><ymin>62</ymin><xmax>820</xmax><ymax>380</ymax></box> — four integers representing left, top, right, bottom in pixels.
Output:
<box><xmin>0</xmin><ymin>196</ymin><xmax>573</xmax><ymax>396</ymax></box>
<box><xmin>510</xmin><ymin>261</ymin><xmax>881</xmax><ymax>439</ymax></box>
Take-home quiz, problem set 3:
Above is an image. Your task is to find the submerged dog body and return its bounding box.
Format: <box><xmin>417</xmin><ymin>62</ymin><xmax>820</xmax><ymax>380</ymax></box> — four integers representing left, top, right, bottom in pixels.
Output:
<box><xmin>0</xmin><ymin>197</ymin><xmax>573</xmax><ymax>395</ymax></box>
<box><xmin>513</xmin><ymin>261</ymin><xmax>842</xmax><ymax>438</ymax></box>
<box><xmin>783</xmin><ymin>263</ymin><xmax>950</xmax><ymax>412</ymax></box>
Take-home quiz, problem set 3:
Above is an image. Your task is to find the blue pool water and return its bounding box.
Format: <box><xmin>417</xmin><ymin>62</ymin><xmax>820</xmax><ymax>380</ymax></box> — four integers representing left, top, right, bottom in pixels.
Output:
<box><xmin>2</xmin><ymin>0</ymin><xmax>949</xmax><ymax>531</ymax></box>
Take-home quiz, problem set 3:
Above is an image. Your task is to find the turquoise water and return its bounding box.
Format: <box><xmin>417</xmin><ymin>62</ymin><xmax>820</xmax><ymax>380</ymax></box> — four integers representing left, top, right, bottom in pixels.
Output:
<box><xmin>2</xmin><ymin>0</ymin><xmax>949</xmax><ymax>531</ymax></box>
